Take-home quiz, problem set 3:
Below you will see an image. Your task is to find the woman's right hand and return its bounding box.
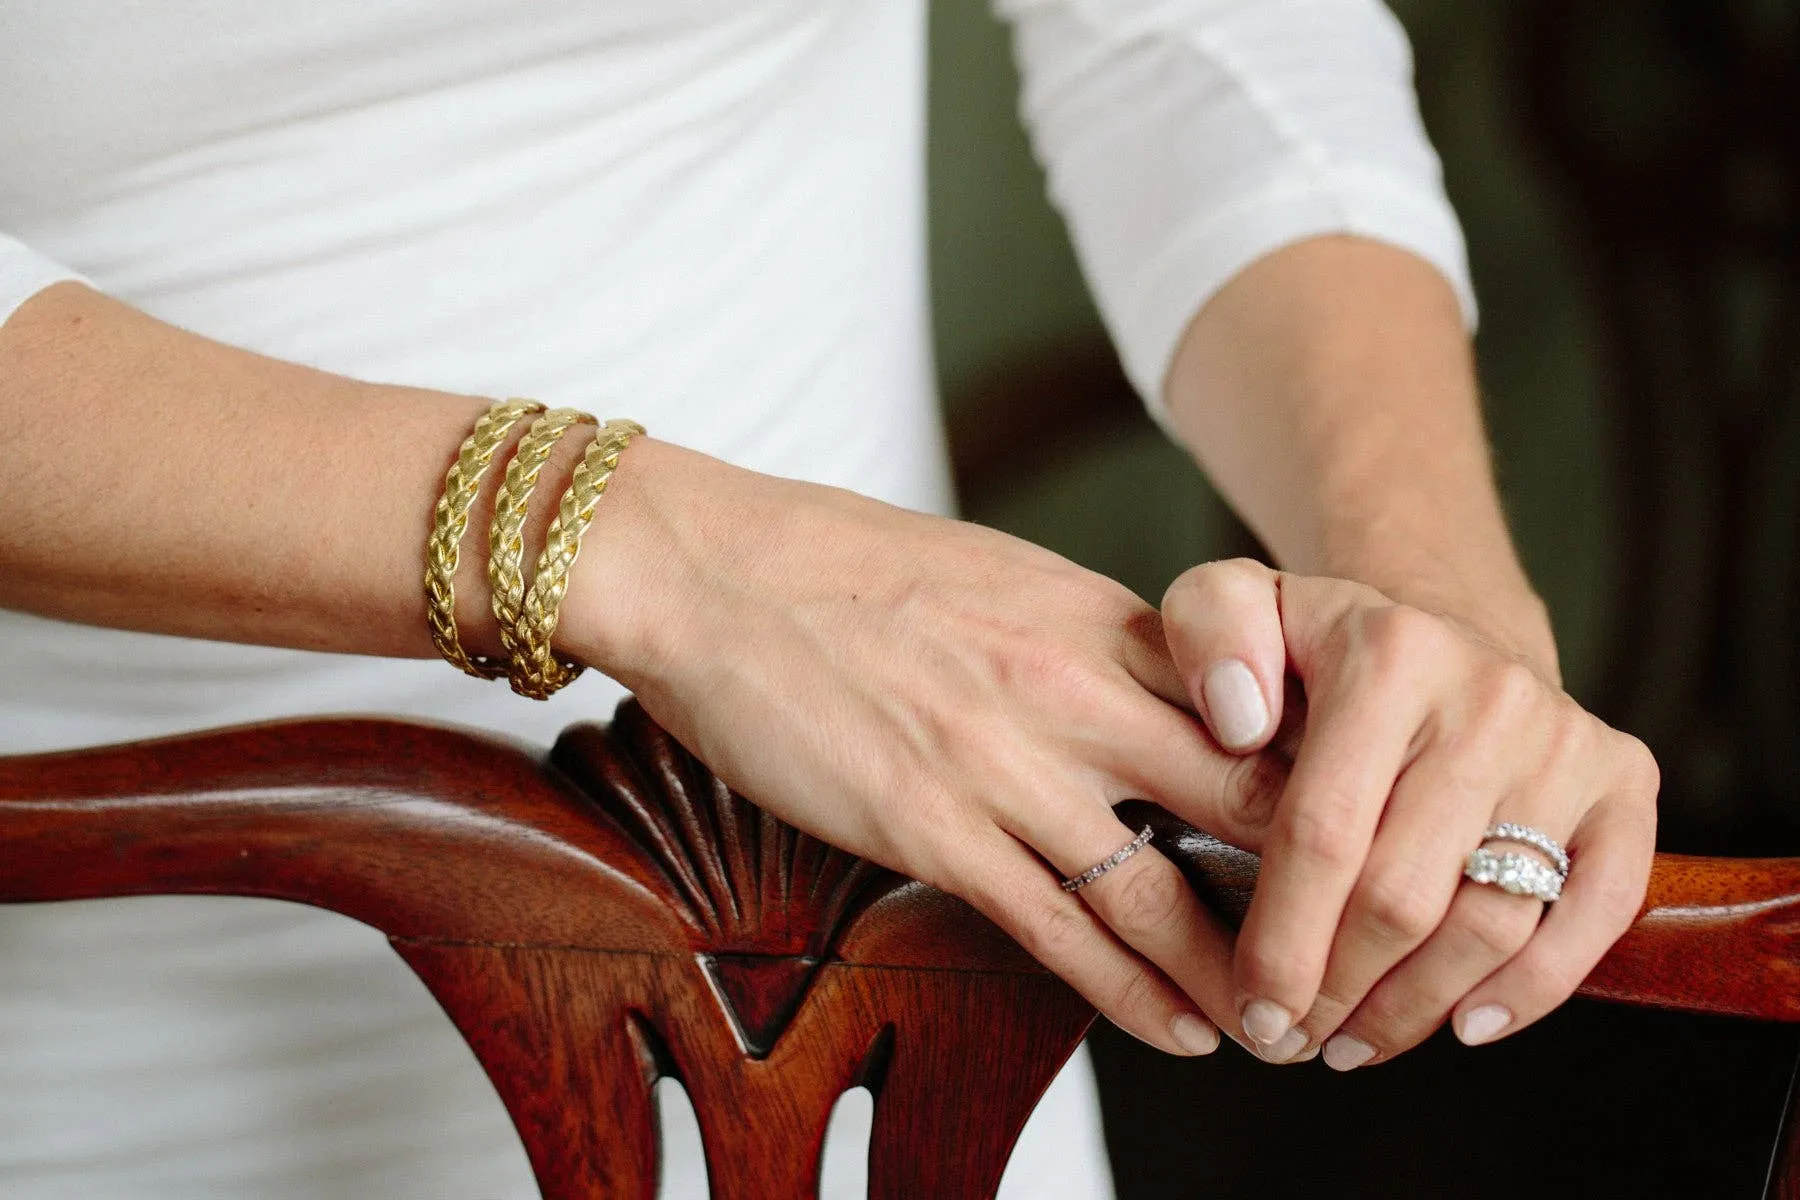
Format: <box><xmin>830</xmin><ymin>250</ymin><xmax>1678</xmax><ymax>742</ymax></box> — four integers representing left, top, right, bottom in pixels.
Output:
<box><xmin>567</xmin><ymin>437</ymin><xmax>1271</xmax><ymax>1057</ymax></box>
<box><xmin>0</xmin><ymin>286</ymin><xmax>1260</xmax><ymax>1055</ymax></box>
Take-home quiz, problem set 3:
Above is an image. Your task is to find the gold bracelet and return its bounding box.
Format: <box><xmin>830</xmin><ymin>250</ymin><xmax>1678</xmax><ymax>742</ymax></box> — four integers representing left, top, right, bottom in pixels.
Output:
<box><xmin>513</xmin><ymin>419</ymin><xmax>646</xmax><ymax>699</ymax></box>
<box><xmin>424</xmin><ymin>398</ymin><xmax>546</xmax><ymax>679</ymax></box>
<box><xmin>487</xmin><ymin>407</ymin><xmax>598</xmax><ymax>693</ymax></box>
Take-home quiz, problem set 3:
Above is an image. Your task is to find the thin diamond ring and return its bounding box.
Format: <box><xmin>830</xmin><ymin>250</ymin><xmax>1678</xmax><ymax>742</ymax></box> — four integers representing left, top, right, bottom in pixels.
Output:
<box><xmin>1062</xmin><ymin>826</ymin><xmax>1154</xmax><ymax>893</ymax></box>
<box><xmin>1481</xmin><ymin>822</ymin><xmax>1570</xmax><ymax>876</ymax></box>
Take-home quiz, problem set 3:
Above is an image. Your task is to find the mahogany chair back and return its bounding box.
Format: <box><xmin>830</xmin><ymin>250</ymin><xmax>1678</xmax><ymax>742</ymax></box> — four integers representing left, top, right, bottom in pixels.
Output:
<box><xmin>2</xmin><ymin>702</ymin><xmax>1798</xmax><ymax>1198</ymax></box>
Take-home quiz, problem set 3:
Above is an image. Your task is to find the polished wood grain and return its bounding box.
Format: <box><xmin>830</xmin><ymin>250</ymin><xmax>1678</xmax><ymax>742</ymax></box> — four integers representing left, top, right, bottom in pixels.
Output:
<box><xmin>2</xmin><ymin>704</ymin><xmax>1797</xmax><ymax>1195</ymax></box>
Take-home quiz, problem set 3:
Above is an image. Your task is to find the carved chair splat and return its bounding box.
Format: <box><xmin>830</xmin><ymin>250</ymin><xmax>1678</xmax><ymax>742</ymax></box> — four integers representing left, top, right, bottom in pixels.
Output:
<box><xmin>2</xmin><ymin>702</ymin><xmax>1799</xmax><ymax>1197</ymax></box>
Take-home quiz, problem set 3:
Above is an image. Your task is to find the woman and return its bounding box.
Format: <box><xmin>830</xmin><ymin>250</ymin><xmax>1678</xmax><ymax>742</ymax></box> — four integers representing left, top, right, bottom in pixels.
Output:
<box><xmin>0</xmin><ymin>1</ymin><xmax>1657</xmax><ymax>1195</ymax></box>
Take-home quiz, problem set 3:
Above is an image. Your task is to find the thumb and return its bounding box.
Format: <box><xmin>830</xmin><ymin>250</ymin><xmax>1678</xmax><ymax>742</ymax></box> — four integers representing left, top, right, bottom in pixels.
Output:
<box><xmin>1161</xmin><ymin>558</ymin><xmax>1286</xmax><ymax>754</ymax></box>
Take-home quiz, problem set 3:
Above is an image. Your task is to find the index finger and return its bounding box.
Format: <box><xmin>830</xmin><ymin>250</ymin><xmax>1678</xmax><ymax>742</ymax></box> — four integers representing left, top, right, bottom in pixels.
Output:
<box><xmin>1232</xmin><ymin>648</ymin><xmax>1428</xmax><ymax>1058</ymax></box>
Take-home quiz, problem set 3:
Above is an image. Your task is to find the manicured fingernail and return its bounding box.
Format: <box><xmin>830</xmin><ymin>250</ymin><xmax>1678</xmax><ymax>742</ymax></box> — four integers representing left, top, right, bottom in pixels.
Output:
<box><xmin>1202</xmin><ymin>659</ymin><xmax>1270</xmax><ymax>749</ymax></box>
<box><xmin>1171</xmin><ymin>1013</ymin><xmax>1220</xmax><ymax>1055</ymax></box>
<box><xmin>1241</xmin><ymin>998</ymin><xmax>1292</xmax><ymax>1045</ymax></box>
<box><xmin>1458</xmin><ymin>1004</ymin><xmax>1513</xmax><ymax>1046</ymax></box>
<box><xmin>1260</xmin><ymin>1027</ymin><xmax>1310</xmax><ymax>1063</ymax></box>
<box><xmin>1323</xmin><ymin>1034</ymin><xmax>1376</xmax><ymax>1072</ymax></box>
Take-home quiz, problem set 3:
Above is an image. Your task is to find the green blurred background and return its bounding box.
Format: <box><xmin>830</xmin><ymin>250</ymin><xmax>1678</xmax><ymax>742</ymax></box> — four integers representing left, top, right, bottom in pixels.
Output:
<box><xmin>927</xmin><ymin>0</ymin><xmax>1611</xmax><ymax>691</ymax></box>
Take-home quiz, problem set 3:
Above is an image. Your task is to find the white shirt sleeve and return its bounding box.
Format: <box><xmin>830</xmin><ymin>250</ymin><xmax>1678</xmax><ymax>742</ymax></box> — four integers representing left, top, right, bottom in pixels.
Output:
<box><xmin>0</xmin><ymin>233</ymin><xmax>86</xmax><ymax>327</ymax></box>
<box><xmin>996</xmin><ymin>0</ymin><xmax>1478</xmax><ymax>421</ymax></box>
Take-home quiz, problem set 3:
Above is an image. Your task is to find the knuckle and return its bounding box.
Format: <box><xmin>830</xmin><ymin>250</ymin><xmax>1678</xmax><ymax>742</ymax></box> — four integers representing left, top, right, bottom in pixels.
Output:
<box><xmin>1274</xmin><ymin>801</ymin><xmax>1362</xmax><ymax>871</ymax></box>
<box><xmin>891</xmin><ymin>793</ymin><xmax>979</xmax><ymax>882</ymax></box>
<box><xmin>1347</xmin><ymin>987</ymin><xmax>1417</xmax><ymax>1043</ymax></box>
<box><xmin>1355</xmin><ymin>870</ymin><xmax>1442</xmax><ymax>944</ymax></box>
<box><xmin>1107</xmin><ymin>961</ymin><xmax>1167</xmax><ymax>1024</ymax></box>
<box><xmin>1513</xmin><ymin>944</ymin><xmax>1582</xmax><ymax>1003</ymax></box>
<box><xmin>1355</xmin><ymin>604</ymin><xmax>1445</xmax><ymax>677</ymax></box>
<box><xmin>1222</xmin><ymin>750</ymin><xmax>1287</xmax><ymax>832</ymax></box>
<box><xmin>1305</xmin><ymin>980</ymin><xmax>1358</xmax><ymax>1027</ymax></box>
<box><xmin>1617</xmin><ymin>733</ymin><xmax>1663</xmax><ymax>795</ymax></box>
<box><xmin>1457</xmin><ymin>895</ymin><xmax>1539</xmax><ymax>959</ymax></box>
<box><xmin>1237</xmin><ymin>937</ymin><xmax>1314</xmax><ymax>1001</ymax></box>
<box><xmin>1545</xmin><ymin>705</ymin><xmax>1596</xmax><ymax>765</ymax></box>
<box><xmin>1479</xmin><ymin>660</ymin><xmax>1544</xmax><ymax>725</ymax></box>
<box><xmin>1105</xmin><ymin>860</ymin><xmax>1187</xmax><ymax>937</ymax></box>
<box><xmin>1064</xmin><ymin>573</ymin><xmax>1126</xmax><ymax>614</ymax></box>
<box><xmin>1008</xmin><ymin>642</ymin><xmax>1109</xmax><ymax>711</ymax></box>
<box><xmin>1214</xmin><ymin>556</ymin><xmax>1269</xmax><ymax>580</ymax></box>
<box><xmin>1160</xmin><ymin>571</ymin><xmax>1205</xmax><ymax>617</ymax></box>
<box><xmin>1014</xmin><ymin>895</ymin><xmax>1091</xmax><ymax>967</ymax></box>
<box><xmin>1163</xmin><ymin>556</ymin><xmax>1266</xmax><ymax>609</ymax></box>
<box><xmin>1341</xmin><ymin>1011</ymin><xmax>1411</xmax><ymax>1060</ymax></box>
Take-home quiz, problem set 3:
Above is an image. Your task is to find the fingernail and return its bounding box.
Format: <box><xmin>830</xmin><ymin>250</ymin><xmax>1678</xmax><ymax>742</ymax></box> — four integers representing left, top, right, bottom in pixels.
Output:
<box><xmin>1260</xmin><ymin>1027</ymin><xmax>1310</xmax><ymax>1063</ymax></box>
<box><xmin>1458</xmin><ymin>1004</ymin><xmax>1513</xmax><ymax>1046</ymax></box>
<box><xmin>1322</xmin><ymin>1034</ymin><xmax>1376</xmax><ymax>1072</ymax></box>
<box><xmin>1171</xmin><ymin>1013</ymin><xmax>1220</xmax><ymax>1055</ymax></box>
<box><xmin>1203</xmin><ymin>659</ymin><xmax>1270</xmax><ymax>749</ymax></box>
<box><xmin>1241</xmin><ymin>998</ymin><xmax>1292</xmax><ymax>1045</ymax></box>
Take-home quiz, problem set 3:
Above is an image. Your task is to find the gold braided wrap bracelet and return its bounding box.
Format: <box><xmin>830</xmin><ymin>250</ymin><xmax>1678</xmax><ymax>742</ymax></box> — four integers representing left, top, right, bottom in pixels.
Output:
<box><xmin>424</xmin><ymin>398</ymin><xmax>545</xmax><ymax>679</ymax></box>
<box><xmin>425</xmin><ymin>398</ymin><xmax>644</xmax><ymax>700</ymax></box>
<box><xmin>487</xmin><ymin>407</ymin><xmax>598</xmax><ymax>688</ymax></box>
<box><xmin>514</xmin><ymin>418</ymin><xmax>645</xmax><ymax>698</ymax></box>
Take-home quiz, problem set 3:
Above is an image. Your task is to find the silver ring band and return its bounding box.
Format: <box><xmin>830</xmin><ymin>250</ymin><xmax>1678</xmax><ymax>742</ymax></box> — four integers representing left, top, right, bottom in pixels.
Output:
<box><xmin>1464</xmin><ymin>847</ymin><xmax>1563</xmax><ymax>902</ymax></box>
<box><xmin>1062</xmin><ymin>826</ymin><xmax>1154</xmax><ymax>893</ymax></box>
<box><xmin>1482</xmin><ymin>822</ymin><xmax>1570</xmax><ymax>876</ymax></box>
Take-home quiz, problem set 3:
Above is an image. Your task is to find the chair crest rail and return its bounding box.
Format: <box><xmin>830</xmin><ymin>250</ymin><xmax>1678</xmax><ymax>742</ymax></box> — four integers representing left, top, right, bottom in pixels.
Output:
<box><xmin>1</xmin><ymin>703</ymin><xmax>1797</xmax><ymax>1197</ymax></box>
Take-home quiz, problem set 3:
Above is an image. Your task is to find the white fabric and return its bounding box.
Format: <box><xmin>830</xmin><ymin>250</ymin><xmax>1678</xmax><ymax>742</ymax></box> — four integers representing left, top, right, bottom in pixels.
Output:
<box><xmin>0</xmin><ymin>1</ymin><xmax>1469</xmax><ymax>1195</ymax></box>
<box><xmin>1000</xmin><ymin>0</ymin><xmax>1476</xmax><ymax>416</ymax></box>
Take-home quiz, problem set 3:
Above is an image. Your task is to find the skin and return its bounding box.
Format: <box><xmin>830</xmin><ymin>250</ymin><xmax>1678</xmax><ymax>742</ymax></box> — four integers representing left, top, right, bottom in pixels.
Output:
<box><xmin>0</xmin><ymin>235</ymin><xmax>1659</xmax><ymax>1070</ymax></box>
<box><xmin>1158</xmin><ymin>237</ymin><xmax>1658</xmax><ymax>1067</ymax></box>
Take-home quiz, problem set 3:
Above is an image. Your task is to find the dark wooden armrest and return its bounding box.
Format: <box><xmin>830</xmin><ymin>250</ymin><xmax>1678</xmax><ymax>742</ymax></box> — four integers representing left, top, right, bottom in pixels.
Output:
<box><xmin>1120</xmin><ymin>802</ymin><xmax>1800</xmax><ymax>1023</ymax></box>
<box><xmin>2</xmin><ymin>705</ymin><xmax>1795</xmax><ymax>1197</ymax></box>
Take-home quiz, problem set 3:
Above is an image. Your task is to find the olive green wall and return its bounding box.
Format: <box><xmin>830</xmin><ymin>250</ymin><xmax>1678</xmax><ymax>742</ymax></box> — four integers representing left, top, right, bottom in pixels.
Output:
<box><xmin>926</xmin><ymin>0</ymin><xmax>1614</xmax><ymax>696</ymax></box>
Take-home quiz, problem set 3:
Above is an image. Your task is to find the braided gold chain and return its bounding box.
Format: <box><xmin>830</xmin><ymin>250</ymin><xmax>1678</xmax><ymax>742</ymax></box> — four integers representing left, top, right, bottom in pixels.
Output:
<box><xmin>488</xmin><ymin>407</ymin><xmax>597</xmax><ymax>689</ymax></box>
<box><xmin>424</xmin><ymin>398</ymin><xmax>545</xmax><ymax>678</ymax></box>
<box><xmin>512</xmin><ymin>419</ymin><xmax>646</xmax><ymax>698</ymax></box>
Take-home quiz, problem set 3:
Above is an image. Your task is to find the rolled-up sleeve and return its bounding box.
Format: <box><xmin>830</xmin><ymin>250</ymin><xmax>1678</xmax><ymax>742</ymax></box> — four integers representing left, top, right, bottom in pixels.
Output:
<box><xmin>0</xmin><ymin>233</ymin><xmax>86</xmax><ymax>328</ymax></box>
<box><xmin>996</xmin><ymin>0</ymin><xmax>1477</xmax><ymax>419</ymax></box>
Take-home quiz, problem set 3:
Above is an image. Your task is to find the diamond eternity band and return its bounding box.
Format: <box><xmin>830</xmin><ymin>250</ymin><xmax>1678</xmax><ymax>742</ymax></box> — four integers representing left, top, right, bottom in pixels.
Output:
<box><xmin>1482</xmin><ymin>821</ymin><xmax>1570</xmax><ymax>876</ymax></box>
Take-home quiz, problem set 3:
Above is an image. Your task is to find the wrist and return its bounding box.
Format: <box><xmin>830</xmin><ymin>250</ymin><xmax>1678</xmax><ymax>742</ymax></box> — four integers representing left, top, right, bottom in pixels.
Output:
<box><xmin>1313</xmin><ymin>531</ymin><xmax>1559</xmax><ymax>683</ymax></box>
<box><xmin>441</xmin><ymin>420</ymin><xmax>684</xmax><ymax>689</ymax></box>
<box><xmin>554</xmin><ymin>435</ymin><xmax>764</xmax><ymax>693</ymax></box>
<box><xmin>1389</xmin><ymin>579</ymin><xmax>1557</xmax><ymax>684</ymax></box>
<box><xmin>550</xmin><ymin>434</ymin><xmax>675</xmax><ymax>685</ymax></box>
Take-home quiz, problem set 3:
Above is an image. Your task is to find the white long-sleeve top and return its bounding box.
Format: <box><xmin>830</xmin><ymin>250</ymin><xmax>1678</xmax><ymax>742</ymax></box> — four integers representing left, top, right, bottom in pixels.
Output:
<box><xmin>0</xmin><ymin>2</ymin><xmax>1471</xmax><ymax>1196</ymax></box>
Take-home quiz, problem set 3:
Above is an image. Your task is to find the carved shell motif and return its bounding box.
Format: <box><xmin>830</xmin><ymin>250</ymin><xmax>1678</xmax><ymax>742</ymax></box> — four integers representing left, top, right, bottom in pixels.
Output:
<box><xmin>550</xmin><ymin>701</ymin><xmax>903</xmax><ymax>1056</ymax></box>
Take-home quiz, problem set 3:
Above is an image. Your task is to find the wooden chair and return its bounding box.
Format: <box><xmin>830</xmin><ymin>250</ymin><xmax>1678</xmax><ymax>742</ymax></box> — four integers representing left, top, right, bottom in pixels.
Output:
<box><xmin>3</xmin><ymin>701</ymin><xmax>1798</xmax><ymax>1198</ymax></box>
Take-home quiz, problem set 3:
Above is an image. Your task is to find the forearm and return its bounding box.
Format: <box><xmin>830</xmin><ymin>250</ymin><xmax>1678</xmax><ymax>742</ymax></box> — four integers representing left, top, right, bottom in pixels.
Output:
<box><xmin>0</xmin><ymin>282</ymin><xmax>628</xmax><ymax>665</ymax></box>
<box><xmin>1162</xmin><ymin>236</ymin><xmax>1557</xmax><ymax>679</ymax></box>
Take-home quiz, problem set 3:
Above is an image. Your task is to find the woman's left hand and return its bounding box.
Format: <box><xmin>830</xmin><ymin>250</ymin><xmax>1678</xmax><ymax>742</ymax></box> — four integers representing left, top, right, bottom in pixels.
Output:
<box><xmin>1160</xmin><ymin>558</ymin><xmax>1660</xmax><ymax>1069</ymax></box>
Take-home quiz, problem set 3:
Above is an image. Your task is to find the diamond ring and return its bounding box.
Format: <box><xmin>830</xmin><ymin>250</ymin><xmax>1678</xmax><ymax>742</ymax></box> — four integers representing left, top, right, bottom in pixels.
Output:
<box><xmin>1464</xmin><ymin>847</ymin><xmax>1564</xmax><ymax>903</ymax></box>
<box><xmin>1481</xmin><ymin>822</ymin><xmax>1570</xmax><ymax>876</ymax></box>
<box><xmin>1062</xmin><ymin>826</ymin><xmax>1154</xmax><ymax>893</ymax></box>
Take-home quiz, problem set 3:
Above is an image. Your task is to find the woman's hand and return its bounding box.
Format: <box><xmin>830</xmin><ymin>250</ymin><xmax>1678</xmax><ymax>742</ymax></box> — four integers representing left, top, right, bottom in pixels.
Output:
<box><xmin>1161</xmin><ymin>558</ymin><xmax>1660</xmax><ymax>1069</ymax></box>
<box><xmin>565</xmin><ymin>439</ymin><xmax>1268</xmax><ymax>1056</ymax></box>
